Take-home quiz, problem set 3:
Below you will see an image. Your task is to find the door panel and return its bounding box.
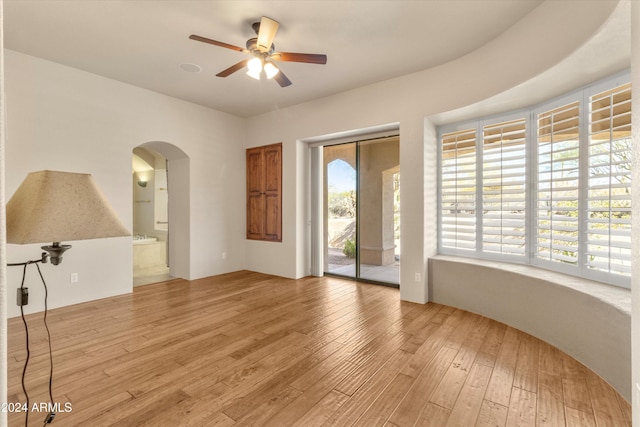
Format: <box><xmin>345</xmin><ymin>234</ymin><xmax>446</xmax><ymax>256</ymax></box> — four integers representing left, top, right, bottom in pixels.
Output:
<box><xmin>264</xmin><ymin>144</ymin><xmax>282</xmax><ymax>241</ymax></box>
<box><xmin>247</xmin><ymin>195</ymin><xmax>264</xmax><ymax>240</ymax></box>
<box><xmin>264</xmin><ymin>193</ymin><xmax>281</xmax><ymax>241</ymax></box>
<box><xmin>324</xmin><ymin>143</ymin><xmax>356</xmax><ymax>278</ymax></box>
<box><xmin>264</xmin><ymin>146</ymin><xmax>281</xmax><ymax>193</ymax></box>
<box><xmin>358</xmin><ymin>138</ymin><xmax>400</xmax><ymax>285</ymax></box>
<box><xmin>246</xmin><ymin>150</ymin><xmax>264</xmax><ymax>194</ymax></box>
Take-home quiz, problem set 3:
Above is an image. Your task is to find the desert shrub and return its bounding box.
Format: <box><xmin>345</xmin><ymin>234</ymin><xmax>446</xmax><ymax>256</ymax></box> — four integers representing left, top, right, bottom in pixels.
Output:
<box><xmin>343</xmin><ymin>238</ymin><xmax>356</xmax><ymax>258</ymax></box>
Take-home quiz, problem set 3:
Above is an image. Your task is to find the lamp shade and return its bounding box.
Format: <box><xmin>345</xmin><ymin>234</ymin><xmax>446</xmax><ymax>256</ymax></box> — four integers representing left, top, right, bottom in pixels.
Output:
<box><xmin>6</xmin><ymin>170</ymin><xmax>130</xmax><ymax>244</ymax></box>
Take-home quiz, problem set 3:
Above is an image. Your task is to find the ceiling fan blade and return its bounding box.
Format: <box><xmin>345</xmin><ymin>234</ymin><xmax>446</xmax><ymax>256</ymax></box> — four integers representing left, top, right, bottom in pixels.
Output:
<box><xmin>216</xmin><ymin>59</ymin><xmax>250</xmax><ymax>78</ymax></box>
<box><xmin>273</xmin><ymin>68</ymin><xmax>292</xmax><ymax>87</ymax></box>
<box><xmin>257</xmin><ymin>16</ymin><xmax>279</xmax><ymax>51</ymax></box>
<box><xmin>272</xmin><ymin>52</ymin><xmax>327</xmax><ymax>64</ymax></box>
<box><xmin>189</xmin><ymin>34</ymin><xmax>245</xmax><ymax>52</ymax></box>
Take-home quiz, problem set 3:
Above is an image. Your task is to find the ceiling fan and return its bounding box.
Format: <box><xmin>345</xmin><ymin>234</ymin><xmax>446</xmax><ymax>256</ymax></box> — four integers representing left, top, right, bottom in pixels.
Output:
<box><xmin>189</xmin><ymin>16</ymin><xmax>327</xmax><ymax>87</ymax></box>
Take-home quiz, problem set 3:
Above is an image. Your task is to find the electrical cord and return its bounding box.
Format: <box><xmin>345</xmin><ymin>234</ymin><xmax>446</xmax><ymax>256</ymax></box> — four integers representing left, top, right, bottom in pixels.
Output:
<box><xmin>35</xmin><ymin>262</ymin><xmax>56</xmax><ymax>424</ymax></box>
<box><xmin>8</xmin><ymin>255</ymin><xmax>56</xmax><ymax>425</ymax></box>
<box><xmin>18</xmin><ymin>263</ymin><xmax>31</xmax><ymax>427</ymax></box>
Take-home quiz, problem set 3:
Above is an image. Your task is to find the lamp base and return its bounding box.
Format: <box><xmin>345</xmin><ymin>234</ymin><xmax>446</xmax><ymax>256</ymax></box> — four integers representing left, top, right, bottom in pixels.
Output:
<box><xmin>41</xmin><ymin>242</ymin><xmax>72</xmax><ymax>265</ymax></box>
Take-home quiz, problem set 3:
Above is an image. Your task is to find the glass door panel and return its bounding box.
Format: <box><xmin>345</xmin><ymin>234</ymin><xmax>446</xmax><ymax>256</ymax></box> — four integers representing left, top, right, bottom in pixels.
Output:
<box><xmin>358</xmin><ymin>138</ymin><xmax>400</xmax><ymax>285</ymax></box>
<box><xmin>324</xmin><ymin>143</ymin><xmax>357</xmax><ymax>278</ymax></box>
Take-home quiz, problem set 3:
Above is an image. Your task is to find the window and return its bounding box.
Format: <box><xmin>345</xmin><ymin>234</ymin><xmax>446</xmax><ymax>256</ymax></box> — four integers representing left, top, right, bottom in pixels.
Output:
<box><xmin>482</xmin><ymin>118</ymin><xmax>527</xmax><ymax>257</ymax></box>
<box><xmin>440</xmin><ymin>128</ymin><xmax>476</xmax><ymax>252</ymax></box>
<box><xmin>586</xmin><ymin>83</ymin><xmax>632</xmax><ymax>278</ymax></box>
<box><xmin>438</xmin><ymin>74</ymin><xmax>631</xmax><ymax>287</ymax></box>
<box><xmin>535</xmin><ymin>101</ymin><xmax>580</xmax><ymax>266</ymax></box>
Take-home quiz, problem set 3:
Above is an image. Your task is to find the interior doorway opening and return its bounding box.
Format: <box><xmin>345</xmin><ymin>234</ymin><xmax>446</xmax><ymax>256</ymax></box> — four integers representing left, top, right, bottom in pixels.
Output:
<box><xmin>132</xmin><ymin>141</ymin><xmax>190</xmax><ymax>286</ymax></box>
<box><xmin>132</xmin><ymin>147</ymin><xmax>170</xmax><ymax>285</ymax></box>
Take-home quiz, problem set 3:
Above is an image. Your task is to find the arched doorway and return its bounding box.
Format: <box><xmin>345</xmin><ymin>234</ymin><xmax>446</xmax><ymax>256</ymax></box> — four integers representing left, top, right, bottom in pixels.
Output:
<box><xmin>132</xmin><ymin>142</ymin><xmax>190</xmax><ymax>285</ymax></box>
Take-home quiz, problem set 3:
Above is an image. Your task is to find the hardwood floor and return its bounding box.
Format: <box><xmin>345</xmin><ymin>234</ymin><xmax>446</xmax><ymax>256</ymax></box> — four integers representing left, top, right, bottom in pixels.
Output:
<box><xmin>7</xmin><ymin>271</ymin><xmax>631</xmax><ymax>426</ymax></box>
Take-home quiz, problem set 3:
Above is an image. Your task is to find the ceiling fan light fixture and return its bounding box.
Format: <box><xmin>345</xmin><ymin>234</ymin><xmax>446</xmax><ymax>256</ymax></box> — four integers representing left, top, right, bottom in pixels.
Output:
<box><xmin>246</xmin><ymin>57</ymin><xmax>262</xmax><ymax>80</ymax></box>
<box><xmin>264</xmin><ymin>62</ymin><xmax>279</xmax><ymax>79</ymax></box>
<box><xmin>190</xmin><ymin>16</ymin><xmax>327</xmax><ymax>87</ymax></box>
<box><xmin>246</xmin><ymin>68</ymin><xmax>261</xmax><ymax>80</ymax></box>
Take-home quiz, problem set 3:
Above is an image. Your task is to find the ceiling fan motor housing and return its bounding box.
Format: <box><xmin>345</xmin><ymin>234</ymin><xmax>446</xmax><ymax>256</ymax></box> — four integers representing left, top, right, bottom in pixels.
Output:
<box><xmin>246</xmin><ymin>38</ymin><xmax>274</xmax><ymax>56</ymax></box>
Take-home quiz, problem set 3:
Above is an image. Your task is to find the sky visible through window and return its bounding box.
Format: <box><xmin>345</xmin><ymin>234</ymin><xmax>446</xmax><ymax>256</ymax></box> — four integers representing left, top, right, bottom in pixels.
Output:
<box><xmin>328</xmin><ymin>160</ymin><xmax>355</xmax><ymax>192</ymax></box>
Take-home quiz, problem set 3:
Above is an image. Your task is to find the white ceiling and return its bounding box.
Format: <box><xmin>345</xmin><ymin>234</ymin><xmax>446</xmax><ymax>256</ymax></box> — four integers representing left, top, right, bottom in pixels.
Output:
<box><xmin>4</xmin><ymin>0</ymin><xmax>548</xmax><ymax>117</ymax></box>
<box><xmin>430</xmin><ymin>0</ymin><xmax>631</xmax><ymax>125</ymax></box>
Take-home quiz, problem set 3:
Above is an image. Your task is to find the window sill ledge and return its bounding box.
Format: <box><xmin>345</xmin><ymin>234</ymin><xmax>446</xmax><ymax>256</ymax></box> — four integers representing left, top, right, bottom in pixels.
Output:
<box><xmin>430</xmin><ymin>255</ymin><xmax>631</xmax><ymax>316</ymax></box>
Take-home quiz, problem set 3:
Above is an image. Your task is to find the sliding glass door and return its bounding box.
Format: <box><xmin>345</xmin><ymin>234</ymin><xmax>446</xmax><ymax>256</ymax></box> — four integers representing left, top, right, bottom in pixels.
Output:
<box><xmin>323</xmin><ymin>136</ymin><xmax>400</xmax><ymax>286</ymax></box>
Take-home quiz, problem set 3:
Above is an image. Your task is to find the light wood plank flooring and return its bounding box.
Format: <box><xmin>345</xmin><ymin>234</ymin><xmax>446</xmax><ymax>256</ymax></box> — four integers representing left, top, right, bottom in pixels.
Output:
<box><xmin>7</xmin><ymin>271</ymin><xmax>631</xmax><ymax>426</ymax></box>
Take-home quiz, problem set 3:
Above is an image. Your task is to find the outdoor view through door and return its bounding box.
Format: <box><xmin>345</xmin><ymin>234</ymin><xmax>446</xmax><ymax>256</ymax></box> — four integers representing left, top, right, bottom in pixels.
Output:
<box><xmin>324</xmin><ymin>136</ymin><xmax>400</xmax><ymax>286</ymax></box>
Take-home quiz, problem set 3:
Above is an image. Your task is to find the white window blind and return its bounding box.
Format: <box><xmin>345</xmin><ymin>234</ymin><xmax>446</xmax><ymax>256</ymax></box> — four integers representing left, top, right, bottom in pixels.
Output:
<box><xmin>438</xmin><ymin>73</ymin><xmax>631</xmax><ymax>288</ymax></box>
<box><xmin>536</xmin><ymin>102</ymin><xmax>580</xmax><ymax>266</ymax></box>
<box><xmin>440</xmin><ymin>128</ymin><xmax>476</xmax><ymax>252</ymax></box>
<box><xmin>587</xmin><ymin>83</ymin><xmax>632</xmax><ymax>277</ymax></box>
<box><xmin>482</xmin><ymin>119</ymin><xmax>527</xmax><ymax>256</ymax></box>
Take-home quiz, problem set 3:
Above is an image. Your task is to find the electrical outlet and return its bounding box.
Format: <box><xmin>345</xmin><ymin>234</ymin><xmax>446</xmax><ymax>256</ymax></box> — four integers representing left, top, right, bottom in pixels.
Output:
<box><xmin>222</xmin><ymin>252</ymin><xmax>227</xmax><ymax>260</ymax></box>
<box><xmin>16</xmin><ymin>287</ymin><xmax>29</xmax><ymax>306</ymax></box>
<box><xmin>415</xmin><ymin>273</ymin><xmax>421</xmax><ymax>282</ymax></box>
<box><xmin>70</xmin><ymin>273</ymin><xmax>79</xmax><ymax>283</ymax></box>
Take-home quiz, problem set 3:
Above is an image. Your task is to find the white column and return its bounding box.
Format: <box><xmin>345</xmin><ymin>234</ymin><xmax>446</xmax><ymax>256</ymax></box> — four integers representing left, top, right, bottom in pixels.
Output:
<box><xmin>399</xmin><ymin>117</ymin><xmax>430</xmax><ymax>303</ymax></box>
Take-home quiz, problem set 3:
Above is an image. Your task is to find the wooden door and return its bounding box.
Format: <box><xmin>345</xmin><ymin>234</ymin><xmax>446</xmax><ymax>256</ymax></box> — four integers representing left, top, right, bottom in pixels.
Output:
<box><xmin>246</xmin><ymin>143</ymin><xmax>282</xmax><ymax>241</ymax></box>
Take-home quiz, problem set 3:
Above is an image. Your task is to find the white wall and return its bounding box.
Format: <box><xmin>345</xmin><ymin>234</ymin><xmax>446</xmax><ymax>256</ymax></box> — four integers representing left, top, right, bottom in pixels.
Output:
<box><xmin>244</xmin><ymin>0</ymin><xmax>620</xmax><ymax>302</ymax></box>
<box><xmin>4</xmin><ymin>50</ymin><xmax>246</xmax><ymax>317</ymax></box>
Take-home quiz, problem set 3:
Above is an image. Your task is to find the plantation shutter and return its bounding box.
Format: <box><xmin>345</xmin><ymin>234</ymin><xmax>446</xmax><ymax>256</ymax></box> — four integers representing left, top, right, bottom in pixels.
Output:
<box><xmin>482</xmin><ymin>119</ymin><xmax>527</xmax><ymax>256</ymax></box>
<box><xmin>536</xmin><ymin>102</ymin><xmax>580</xmax><ymax>265</ymax></box>
<box><xmin>586</xmin><ymin>83</ymin><xmax>632</xmax><ymax>277</ymax></box>
<box><xmin>440</xmin><ymin>128</ymin><xmax>476</xmax><ymax>251</ymax></box>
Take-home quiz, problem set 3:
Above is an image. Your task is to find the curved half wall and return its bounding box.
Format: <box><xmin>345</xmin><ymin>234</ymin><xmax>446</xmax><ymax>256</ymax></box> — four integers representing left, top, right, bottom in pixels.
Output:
<box><xmin>429</xmin><ymin>256</ymin><xmax>631</xmax><ymax>401</ymax></box>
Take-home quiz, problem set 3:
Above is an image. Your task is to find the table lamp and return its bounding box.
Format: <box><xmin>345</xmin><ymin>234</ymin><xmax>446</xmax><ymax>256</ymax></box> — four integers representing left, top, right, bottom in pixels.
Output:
<box><xmin>5</xmin><ymin>170</ymin><xmax>130</xmax><ymax>426</ymax></box>
<box><xmin>6</xmin><ymin>170</ymin><xmax>130</xmax><ymax>263</ymax></box>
